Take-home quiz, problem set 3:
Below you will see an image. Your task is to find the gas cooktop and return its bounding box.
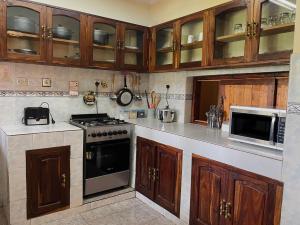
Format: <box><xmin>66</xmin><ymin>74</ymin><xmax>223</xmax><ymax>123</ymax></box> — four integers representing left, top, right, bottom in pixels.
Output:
<box><xmin>70</xmin><ymin>114</ymin><xmax>127</xmax><ymax>128</ymax></box>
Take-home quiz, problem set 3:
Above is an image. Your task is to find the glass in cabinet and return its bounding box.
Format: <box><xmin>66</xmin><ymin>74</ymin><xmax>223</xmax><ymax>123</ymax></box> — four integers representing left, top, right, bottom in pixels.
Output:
<box><xmin>213</xmin><ymin>1</ymin><xmax>251</xmax><ymax>64</ymax></box>
<box><xmin>179</xmin><ymin>15</ymin><xmax>204</xmax><ymax>67</ymax></box>
<box><xmin>47</xmin><ymin>9</ymin><xmax>82</xmax><ymax>65</ymax></box>
<box><xmin>155</xmin><ymin>24</ymin><xmax>175</xmax><ymax>69</ymax></box>
<box><xmin>122</xmin><ymin>26</ymin><xmax>146</xmax><ymax>70</ymax></box>
<box><xmin>88</xmin><ymin>17</ymin><xmax>118</xmax><ymax>69</ymax></box>
<box><xmin>257</xmin><ymin>0</ymin><xmax>296</xmax><ymax>60</ymax></box>
<box><xmin>5</xmin><ymin>0</ymin><xmax>46</xmax><ymax>61</ymax></box>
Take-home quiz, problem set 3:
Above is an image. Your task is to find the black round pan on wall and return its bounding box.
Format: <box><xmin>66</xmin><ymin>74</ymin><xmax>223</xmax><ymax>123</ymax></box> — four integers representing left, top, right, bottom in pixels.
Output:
<box><xmin>116</xmin><ymin>75</ymin><xmax>134</xmax><ymax>107</ymax></box>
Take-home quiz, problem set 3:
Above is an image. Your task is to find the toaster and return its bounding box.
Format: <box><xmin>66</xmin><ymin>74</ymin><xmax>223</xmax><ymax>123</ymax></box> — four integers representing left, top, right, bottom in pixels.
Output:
<box><xmin>24</xmin><ymin>107</ymin><xmax>50</xmax><ymax>126</ymax></box>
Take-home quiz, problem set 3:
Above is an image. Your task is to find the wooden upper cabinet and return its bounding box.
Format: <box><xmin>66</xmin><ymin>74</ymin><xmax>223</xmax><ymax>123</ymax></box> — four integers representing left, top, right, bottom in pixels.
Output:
<box><xmin>26</xmin><ymin>146</ymin><xmax>70</xmax><ymax>219</ymax></box>
<box><xmin>4</xmin><ymin>0</ymin><xmax>47</xmax><ymax>62</ymax></box>
<box><xmin>252</xmin><ymin>0</ymin><xmax>296</xmax><ymax>62</ymax></box>
<box><xmin>150</xmin><ymin>22</ymin><xmax>176</xmax><ymax>71</ymax></box>
<box><xmin>87</xmin><ymin>16</ymin><xmax>120</xmax><ymax>69</ymax></box>
<box><xmin>154</xmin><ymin>144</ymin><xmax>182</xmax><ymax>217</ymax></box>
<box><xmin>177</xmin><ymin>12</ymin><xmax>207</xmax><ymax>68</ymax></box>
<box><xmin>46</xmin><ymin>8</ymin><xmax>87</xmax><ymax>66</ymax></box>
<box><xmin>212</xmin><ymin>0</ymin><xmax>253</xmax><ymax>65</ymax></box>
<box><xmin>119</xmin><ymin>24</ymin><xmax>149</xmax><ymax>71</ymax></box>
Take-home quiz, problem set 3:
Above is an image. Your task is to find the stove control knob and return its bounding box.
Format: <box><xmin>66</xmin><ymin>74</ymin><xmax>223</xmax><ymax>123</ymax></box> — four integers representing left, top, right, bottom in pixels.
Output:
<box><xmin>113</xmin><ymin>131</ymin><xmax>118</xmax><ymax>135</ymax></box>
<box><xmin>91</xmin><ymin>133</ymin><xmax>97</xmax><ymax>138</ymax></box>
<box><xmin>108</xmin><ymin>131</ymin><xmax>113</xmax><ymax>136</ymax></box>
<box><xmin>122</xmin><ymin>130</ymin><xmax>128</xmax><ymax>134</ymax></box>
<box><xmin>97</xmin><ymin>132</ymin><xmax>102</xmax><ymax>137</ymax></box>
<box><xmin>117</xmin><ymin>130</ymin><xmax>123</xmax><ymax>135</ymax></box>
<box><xmin>102</xmin><ymin>132</ymin><xmax>108</xmax><ymax>136</ymax></box>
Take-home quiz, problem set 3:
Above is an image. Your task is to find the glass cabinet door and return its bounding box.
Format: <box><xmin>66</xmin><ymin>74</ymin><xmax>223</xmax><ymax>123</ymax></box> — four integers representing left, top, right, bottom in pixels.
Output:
<box><xmin>122</xmin><ymin>27</ymin><xmax>145</xmax><ymax>70</ymax></box>
<box><xmin>257</xmin><ymin>0</ymin><xmax>296</xmax><ymax>59</ymax></box>
<box><xmin>155</xmin><ymin>24</ymin><xmax>175</xmax><ymax>69</ymax></box>
<box><xmin>213</xmin><ymin>1</ymin><xmax>250</xmax><ymax>64</ymax></box>
<box><xmin>90</xmin><ymin>17</ymin><xmax>117</xmax><ymax>68</ymax></box>
<box><xmin>179</xmin><ymin>17</ymin><xmax>204</xmax><ymax>68</ymax></box>
<box><xmin>5</xmin><ymin>1</ymin><xmax>46</xmax><ymax>61</ymax></box>
<box><xmin>48</xmin><ymin>9</ymin><xmax>81</xmax><ymax>65</ymax></box>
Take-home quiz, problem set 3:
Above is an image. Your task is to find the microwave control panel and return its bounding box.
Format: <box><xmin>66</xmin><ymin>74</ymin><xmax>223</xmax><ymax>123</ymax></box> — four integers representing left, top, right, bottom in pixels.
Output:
<box><xmin>277</xmin><ymin>117</ymin><xmax>286</xmax><ymax>144</ymax></box>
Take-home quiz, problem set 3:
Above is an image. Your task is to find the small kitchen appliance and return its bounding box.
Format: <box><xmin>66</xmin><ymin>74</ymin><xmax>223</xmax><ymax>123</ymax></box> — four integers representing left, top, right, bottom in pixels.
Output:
<box><xmin>229</xmin><ymin>106</ymin><xmax>286</xmax><ymax>150</ymax></box>
<box><xmin>156</xmin><ymin>85</ymin><xmax>176</xmax><ymax>123</ymax></box>
<box><xmin>24</xmin><ymin>107</ymin><xmax>50</xmax><ymax>125</ymax></box>
<box><xmin>70</xmin><ymin>114</ymin><xmax>131</xmax><ymax>197</ymax></box>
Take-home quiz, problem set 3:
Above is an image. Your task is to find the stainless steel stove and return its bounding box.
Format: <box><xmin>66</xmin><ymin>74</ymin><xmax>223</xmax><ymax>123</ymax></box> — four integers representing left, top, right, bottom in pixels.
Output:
<box><xmin>70</xmin><ymin>114</ymin><xmax>131</xmax><ymax>197</ymax></box>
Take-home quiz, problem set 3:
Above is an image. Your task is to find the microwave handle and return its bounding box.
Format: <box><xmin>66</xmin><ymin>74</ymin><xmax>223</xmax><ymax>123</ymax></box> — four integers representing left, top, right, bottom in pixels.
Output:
<box><xmin>269</xmin><ymin>114</ymin><xmax>277</xmax><ymax>145</ymax></box>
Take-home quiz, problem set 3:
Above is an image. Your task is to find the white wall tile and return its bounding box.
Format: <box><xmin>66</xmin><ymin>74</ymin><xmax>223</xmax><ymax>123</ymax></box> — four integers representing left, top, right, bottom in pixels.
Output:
<box><xmin>32</xmin><ymin>132</ymin><xmax>64</xmax><ymax>149</ymax></box>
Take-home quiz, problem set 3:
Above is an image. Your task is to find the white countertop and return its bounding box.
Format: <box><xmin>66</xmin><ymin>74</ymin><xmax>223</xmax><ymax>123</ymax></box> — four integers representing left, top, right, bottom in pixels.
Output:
<box><xmin>127</xmin><ymin>118</ymin><xmax>283</xmax><ymax>161</ymax></box>
<box><xmin>0</xmin><ymin>122</ymin><xmax>81</xmax><ymax>136</ymax></box>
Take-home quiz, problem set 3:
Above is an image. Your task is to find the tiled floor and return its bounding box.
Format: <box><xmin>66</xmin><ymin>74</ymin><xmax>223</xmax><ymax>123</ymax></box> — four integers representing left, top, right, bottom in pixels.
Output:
<box><xmin>0</xmin><ymin>198</ymin><xmax>176</xmax><ymax>225</ymax></box>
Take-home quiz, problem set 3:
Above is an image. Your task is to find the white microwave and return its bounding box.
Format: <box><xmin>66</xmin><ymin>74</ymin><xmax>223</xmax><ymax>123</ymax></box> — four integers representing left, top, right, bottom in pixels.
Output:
<box><xmin>229</xmin><ymin>106</ymin><xmax>286</xmax><ymax>151</ymax></box>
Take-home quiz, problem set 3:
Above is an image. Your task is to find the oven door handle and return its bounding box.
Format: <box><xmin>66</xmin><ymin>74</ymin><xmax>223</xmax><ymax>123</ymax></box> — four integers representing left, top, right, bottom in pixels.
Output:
<box><xmin>269</xmin><ymin>114</ymin><xmax>277</xmax><ymax>145</ymax></box>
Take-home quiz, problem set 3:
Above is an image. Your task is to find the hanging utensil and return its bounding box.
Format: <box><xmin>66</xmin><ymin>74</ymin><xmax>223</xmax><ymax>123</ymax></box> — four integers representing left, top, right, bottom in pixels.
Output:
<box><xmin>154</xmin><ymin>94</ymin><xmax>161</xmax><ymax>108</ymax></box>
<box><xmin>150</xmin><ymin>91</ymin><xmax>156</xmax><ymax>108</ymax></box>
<box><xmin>145</xmin><ymin>90</ymin><xmax>150</xmax><ymax>109</ymax></box>
<box><xmin>116</xmin><ymin>75</ymin><xmax>134</xmax><ymax>107</ymax></box>
<box><xmin>134</xmin><ymin>74</ymin><xmax>142</xmax><ymax>101</ymax></box>
<box><xmin>110</xmin><ymin>73</ymin><xmax>117</xmax><ymax>100</ymax></box>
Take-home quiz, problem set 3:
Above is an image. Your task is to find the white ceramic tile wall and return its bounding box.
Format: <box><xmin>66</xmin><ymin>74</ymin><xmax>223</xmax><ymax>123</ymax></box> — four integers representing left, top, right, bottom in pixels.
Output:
<box><xmin>281</xmin><ymin>54</ymin><xmax>300</xmax><ymax>225</ymax></box>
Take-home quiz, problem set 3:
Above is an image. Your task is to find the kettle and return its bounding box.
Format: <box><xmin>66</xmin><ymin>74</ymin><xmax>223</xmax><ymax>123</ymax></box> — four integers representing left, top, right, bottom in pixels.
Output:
<box><xmin>157</xmin><ymin>108</ymin><xmax>176</xmax><ymax>123</ymax></box>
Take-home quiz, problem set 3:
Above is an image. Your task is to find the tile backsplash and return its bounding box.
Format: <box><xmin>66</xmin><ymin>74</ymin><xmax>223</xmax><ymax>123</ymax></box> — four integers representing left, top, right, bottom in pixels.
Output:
<box><xmin>0</xmin><ymin>62</ymin><xmax>290</xmax><ymax>125</ymax></box>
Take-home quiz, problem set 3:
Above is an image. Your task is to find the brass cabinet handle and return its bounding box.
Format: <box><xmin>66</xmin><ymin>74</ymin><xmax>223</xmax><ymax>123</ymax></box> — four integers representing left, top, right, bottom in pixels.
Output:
<box><xmin>61</xmin><ymin>173</ymin><xmax>66</xmax><ymax>188</ymax></box>
<box><xmin>219</xmin><ymin>200</ymin><xmax>226</xmax><ymax>216</ymax></box>
<box><xmin>246</xmin><ymin>23</ymin><xmax>252</xmax><ymax>37</ymax></box>
<box><xmin>252</xmin><ymin>22</ymin><xmax>258</xmax><ymax>37</ymax></box>
<box><xmin>155</xmin><ymin>168</ymin><xmax>159</xmax><ymax>181</ymax></box>
<box><xmin>47</xmin><ymin>28</ymin><xmax>53</xmax><ymax>39</ymax></box>
<box><xmin>225</xmin><ymin>202</ymin><xmax>232</xmax><ymax>219</ymax></box>
<box><xmin>41</xmin><ymin>25</ymin><xmax>46</xmax><ymax>39</ymax></box>
<box><xmin>148</xmin><ymin>167</ymin><xmax>152</xmax><ymax>180</ymax></box>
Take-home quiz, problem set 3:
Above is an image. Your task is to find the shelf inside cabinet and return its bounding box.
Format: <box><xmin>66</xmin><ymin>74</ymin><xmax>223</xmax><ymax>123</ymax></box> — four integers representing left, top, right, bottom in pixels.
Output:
<box><xmin>216</xmin><ymin>32</ymin><xmax>246</xmax><ymax>43</ymax></box>
<box><xmin>93</xmin><ymin>44</ymin><xmax>115</xmax><ymax>50</ymax></box>
<box><xmin>181</xmin><ymin>41</ymin><xmax>203</xmax><ymax>50</ymax></box>
<box><xmin>260</xmin><ymin>23</ymin><xmax>295</xmax><ymax>37</ymax></box>
<box><xmin>7</xmin><ymin>30</ymin><xmax>39</xmax><ymax>39</ymax></box>
<box><xmin>124</xmin><ymin>47</ymin><xmax>142</xmax><ymax>53</ymax></box>
<box><xmin>156</xmin><ymin>46</ymin><xmax>173</xmax><ymax>53</ymax></box>
<box><xmin>53</xmin><ymin>38</ymin><xmax>79</xmax><ymax>45</ymax></box>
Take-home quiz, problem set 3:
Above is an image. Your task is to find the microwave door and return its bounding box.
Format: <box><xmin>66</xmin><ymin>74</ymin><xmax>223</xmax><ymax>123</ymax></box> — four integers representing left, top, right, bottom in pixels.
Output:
<box><xmin>230</xmin><ymin>112</ymin><xmax>276</xmax><ymax>147</ymax></box>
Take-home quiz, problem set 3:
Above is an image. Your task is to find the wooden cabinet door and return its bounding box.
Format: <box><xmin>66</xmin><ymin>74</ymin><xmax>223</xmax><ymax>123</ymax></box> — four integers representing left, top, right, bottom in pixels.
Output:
<box><xmin>26</xmin><ymin>146</ymin><xmax>70</xmax><ymax>219</ymax></box>
<box><xmin>119</xmin><ymin>23</ymin><xmax>149</xmax><ymax>71</ymax></box>
<box><xmin>226</xmin><ymin>172</ymin><xmax>271</xmax><ymax>225</ymax></box>
<box><xmin>4</xmin><ymin>0</ymin><xmax>47</xmax><ymax>62</ymax></box>
<box><xmin>154</xmin><ymin>144</ymin><xmax>182</xmax><ymax>217</ymax></box>
<box><xmin>87</xmin><ymin>16</ymin><xmax>121</xmax><ymax>69</ymax></box>
<box><xmin>136</xmin><ymin>137</ymin><xmax>156</xmax><ymax>200</ymax></box>
<box><xmin>251</xmin><ymin>0</ymin><xmax>295</xmax><ymax>62</ymax></box>
<box><xmin>212</xmin><ymin>0</ymin><xmax>253</xmax><ymax>65</ymax></box>
<box><xmin>46</xmin><ymin>8</ymin><xmax>87</xmax><ymax>66</ymax></box>
<box><xmin>190</xmin><ymin>156</ymin><xmax>227</xmax><ymax>225</ymax></box>
<box><xmin>0</xmin><ymin>1</ymin><xmax>5</xmax><ymax>58</ymax></box>
<box><xmin>150</xmin><ymin>22</ymin><xmax>177</xmax><ymax>71</ymax></box>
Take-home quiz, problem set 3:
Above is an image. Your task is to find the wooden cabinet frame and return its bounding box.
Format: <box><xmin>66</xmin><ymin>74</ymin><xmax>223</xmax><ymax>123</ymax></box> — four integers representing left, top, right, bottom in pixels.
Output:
<box><xmin>4</xmin><ymin>0</ymin><xmax>47</xmax><ymax>62</ymax></box>
<box><xmin>136</xmin><ymin>137</ymin><xmax>182</xmax><ymax>217</ymax></box>
<box><xmin>191</xmin><ymin>72</ymin><xmax>289</xmax><ymax>125</ymax></box>
<box><xmin>190</xmin><ymin>154</ymin><xmax>283</xmax><ymax>225</ymax></box>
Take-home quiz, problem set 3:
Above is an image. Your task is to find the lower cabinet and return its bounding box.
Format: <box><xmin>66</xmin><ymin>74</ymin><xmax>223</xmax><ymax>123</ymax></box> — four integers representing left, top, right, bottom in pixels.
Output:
<box><xmin>190</xmin><ymin>155</ymin><xmax>283</xmax><ymax>225</ymax></box>
<box><xmin>136</xmin><ymin>137</ymin><xmax>182</xmax><ymax>217</ymax></box>
<box><xmin>26</xmin><ymin>146</ymin><xmax>71</xmax><ymax>219</ymax></box>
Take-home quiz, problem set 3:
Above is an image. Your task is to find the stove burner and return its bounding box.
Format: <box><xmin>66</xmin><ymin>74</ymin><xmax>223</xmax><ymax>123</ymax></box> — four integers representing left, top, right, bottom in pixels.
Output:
<box><xmin>72</xmin><ymin>116</ymin><xmax>126</xmax><ymax>127</ymax></box>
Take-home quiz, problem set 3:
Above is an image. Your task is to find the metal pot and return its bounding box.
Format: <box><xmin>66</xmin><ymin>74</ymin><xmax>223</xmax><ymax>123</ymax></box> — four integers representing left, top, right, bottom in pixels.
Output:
<box><xmin>8</xmin><ymin>16</ymin><xmax>37</xmax><ymax>33</ymax></box>
<box><xmin>94</xmin><ymin>29</ymin><xmax>109</xmax><ymax>45</ymax></box>
<box><xmin>157</xmin><ymin>108</ymin><xmax>176</xmax><ymax>123</ymax></box>
<box><xmin>52</xmin><ymin>25</ymin><xmax>72</xmax><ymax>40</ymax></box>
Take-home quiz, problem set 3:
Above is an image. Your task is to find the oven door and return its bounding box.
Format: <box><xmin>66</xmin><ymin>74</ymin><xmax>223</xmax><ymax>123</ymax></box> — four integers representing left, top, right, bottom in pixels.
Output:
<box><xmin>229</xmin><ymin>110</ymin><xmax>278</xmax><ymax>148</ymax></box>
<box><xmin>84</xmin><ymin>138</ymin><xmax>130</xmax><ymax>196</ymax></box>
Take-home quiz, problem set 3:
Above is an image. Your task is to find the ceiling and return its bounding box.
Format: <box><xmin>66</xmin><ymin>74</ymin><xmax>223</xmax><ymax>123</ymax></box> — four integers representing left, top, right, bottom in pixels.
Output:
<box><xmin>132</xmin><ymin>0</ymin><xmax>161</xmax><ymax>5</ymax></box>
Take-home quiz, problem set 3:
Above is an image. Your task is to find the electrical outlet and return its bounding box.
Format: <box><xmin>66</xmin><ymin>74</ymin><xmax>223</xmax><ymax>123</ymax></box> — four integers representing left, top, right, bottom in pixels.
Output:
<box><xmin>16</xmin><ymin>77</ymin><xmax>28</xmax><ymax>86</ymax></box>
<box><xmin>42</xmin><ymin>78</ymin><xmax>51</xmax><ymax>87</ymax></box>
